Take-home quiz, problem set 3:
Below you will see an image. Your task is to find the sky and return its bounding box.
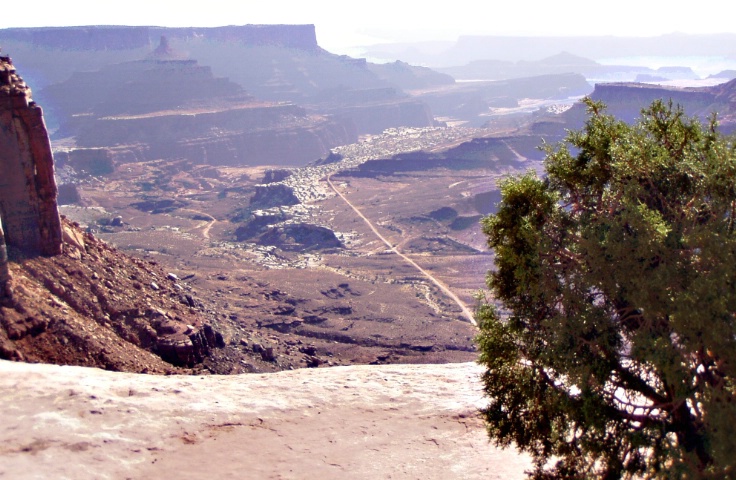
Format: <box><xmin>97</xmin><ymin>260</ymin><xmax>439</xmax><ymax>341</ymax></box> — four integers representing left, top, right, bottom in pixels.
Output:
<box><xmin>3</xmin><ymin>0</ymin><xmax>736</xmax><ymax>54</ymax></box>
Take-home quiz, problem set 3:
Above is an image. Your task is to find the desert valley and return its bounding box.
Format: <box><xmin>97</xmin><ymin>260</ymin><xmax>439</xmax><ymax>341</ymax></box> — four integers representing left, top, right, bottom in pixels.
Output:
<box><xmin>2</xmin><ymin>22</ymin><xmax>736</xmax><ymax>478</ymax></box>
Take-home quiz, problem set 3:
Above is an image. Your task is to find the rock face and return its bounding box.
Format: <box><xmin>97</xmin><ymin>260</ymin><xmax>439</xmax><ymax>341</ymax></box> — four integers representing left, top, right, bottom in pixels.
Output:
<box><xmin>589</xmin><ymin>82</ymin><xmax>717</xmax><ymax>123</ymax></box>
<box><xmin>0</xmin><ymin>54</ymin><xmax>62</xmax><ymax>258</ymax></box>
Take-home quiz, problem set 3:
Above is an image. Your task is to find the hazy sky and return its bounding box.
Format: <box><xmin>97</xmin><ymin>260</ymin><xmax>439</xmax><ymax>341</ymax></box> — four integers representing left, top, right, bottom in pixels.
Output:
<box><xmin>3</xmin><ymin>0</ymin><xmax>735</xmax><ymax>54</ymax></box>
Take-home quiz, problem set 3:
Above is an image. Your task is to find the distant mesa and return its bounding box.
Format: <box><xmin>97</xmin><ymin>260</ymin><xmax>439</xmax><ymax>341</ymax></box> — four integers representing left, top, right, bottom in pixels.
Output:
<box><xmin>367</xmin><ymin>60</ymin><xmax>455</xmax><ymax>91</ymax></box>
<box><xmin>1</xmin><ymin>24</ymin><xmax>456</xmax><ymax>168</ymax></box>
<box><xmin>360</xmin><ymin>33</ymin><xmax>736</xmax><ymax>68</ymax></box>
<box><xmin>40</xmin><ymin>51</ymin><xmax>358</xmax><ymax>168</ymax></box>
<box><xmin>709</xmin><ymin>70</ymin><xmax>736</xmax><ymax>81</ymax></box>
<box><xmin>437</xmin><ymin>51</ymin><xmax>702</xmax><ymax>85</ymax></box>
<box><xmin>635</xmin><ymin>74</ymin><xmax>670</xmax><ymax>83</ymax></box>
<box><xmin>416</xmin><ymin>72</ymin><xmax>593</xmax><ymax>127</ymax></box>
<box><xmin>0</xmin><ymin>24</ymin><xmax>320</xmax><ymax>53</ymax></box>
<box><xmin>532</xmin><ymin>78</ymin><xmax>736</xmax><ymax>136</ymax></box>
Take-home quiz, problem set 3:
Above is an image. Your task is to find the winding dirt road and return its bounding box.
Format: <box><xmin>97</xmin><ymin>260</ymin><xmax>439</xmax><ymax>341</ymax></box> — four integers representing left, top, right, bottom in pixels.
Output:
<box><xmin>327</xmin><ymin>175</ymin><xmax>476</xmax><ymax>325</ymax></box>
<box><xmin>179</xmin><ymin>208</ymin><xmax>217</xmax><ymax>240</ymax></box>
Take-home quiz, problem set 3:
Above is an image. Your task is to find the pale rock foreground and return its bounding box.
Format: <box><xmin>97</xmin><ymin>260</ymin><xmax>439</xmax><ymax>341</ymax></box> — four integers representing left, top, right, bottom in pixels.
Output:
<box><xmin>0</xmin><ymin>360</ymin><xmax>530</xmax><ymax>479</ymax></box>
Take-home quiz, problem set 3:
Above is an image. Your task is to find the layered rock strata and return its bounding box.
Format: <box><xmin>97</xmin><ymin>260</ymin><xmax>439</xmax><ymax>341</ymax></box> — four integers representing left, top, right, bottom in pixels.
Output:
<box><xmin>43</xmin><ymin>53</ymin><xmax>358</xmax><ymax>167</ymax></box>
<box><xmin>0</xmin><ymin>53</ymin><xmax>62</xmax><ymax>257</ymax></box>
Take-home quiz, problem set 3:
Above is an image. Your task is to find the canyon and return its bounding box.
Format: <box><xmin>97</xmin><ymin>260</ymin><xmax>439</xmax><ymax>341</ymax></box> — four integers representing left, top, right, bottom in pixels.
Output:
<box><xmin>4</xmin><ymin>34</ymin><xmax>735</xmax><ymax>373</ymax></box>
<box><xmin>3</xmin><ymin>23</ymin><xmax>736</xmax><ymax>479</ymax></box>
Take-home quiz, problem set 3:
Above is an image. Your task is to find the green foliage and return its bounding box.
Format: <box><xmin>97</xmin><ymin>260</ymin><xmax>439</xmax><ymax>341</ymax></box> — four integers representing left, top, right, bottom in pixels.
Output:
<box><xmin>477</xmin><ymin>99</ymin><xmax>736</xmax><ymax>479</ymax></box>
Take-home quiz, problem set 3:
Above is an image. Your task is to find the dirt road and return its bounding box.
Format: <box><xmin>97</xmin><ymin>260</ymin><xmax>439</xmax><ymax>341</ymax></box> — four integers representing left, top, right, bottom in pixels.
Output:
<box><xmin>327</xmin><ymin>175</ymin><xmax>477</xmax><ymax>325</ymax></box>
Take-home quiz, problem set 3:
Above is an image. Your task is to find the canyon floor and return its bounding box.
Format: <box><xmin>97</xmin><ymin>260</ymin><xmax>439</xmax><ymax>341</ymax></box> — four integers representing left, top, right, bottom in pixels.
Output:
<box><xmin>56</xmin><ymin>126</ymin><xmax>544</xmax><ymax>373</ymax></box>
<box><xmin>0</xmin><ymin>359</ymin><xmax>531</xmax><ymax>479</ymax></box>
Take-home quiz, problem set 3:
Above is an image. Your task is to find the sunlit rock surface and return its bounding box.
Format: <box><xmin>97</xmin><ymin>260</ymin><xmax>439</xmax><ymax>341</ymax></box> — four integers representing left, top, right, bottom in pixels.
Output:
<box><xmin>0</xmin><ymin>360</ymin><xmax>531</xmax><ymax>479</ymax></box>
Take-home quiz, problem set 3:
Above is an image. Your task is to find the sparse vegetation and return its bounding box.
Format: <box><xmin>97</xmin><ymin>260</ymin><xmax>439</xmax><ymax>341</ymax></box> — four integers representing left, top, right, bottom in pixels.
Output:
<box><xmin>478</xmin><ymin>99</ymin><xmax>736</xmax><ymax>478</ymax></box>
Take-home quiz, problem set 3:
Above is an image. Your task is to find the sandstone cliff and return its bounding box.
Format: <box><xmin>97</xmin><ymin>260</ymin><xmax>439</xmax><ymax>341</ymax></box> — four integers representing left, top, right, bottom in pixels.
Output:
<box><xmin>0</xmin><ymin>53</ymin><xmax>62</xmax><ymax>258</ymax></box>
<box><xmin>0</xmin><ymin>221</ymin><xmax>9</xmax><ymax>299</ymax></box>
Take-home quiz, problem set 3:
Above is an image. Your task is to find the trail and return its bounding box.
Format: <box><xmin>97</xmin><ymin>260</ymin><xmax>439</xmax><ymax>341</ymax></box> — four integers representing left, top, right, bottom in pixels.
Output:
<box><xmin>327</xmin><ymin>176</ymin><xmax>476</xmax><ymax>325</ymax></box>
<box><xmin>179</xmin><ymin>208</ymin><xmax>217</xmax><ymax>240</ymax></box>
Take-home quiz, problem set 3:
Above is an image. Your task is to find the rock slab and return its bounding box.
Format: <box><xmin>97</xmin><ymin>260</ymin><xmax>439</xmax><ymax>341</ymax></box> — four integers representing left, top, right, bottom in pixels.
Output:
<box><xmin>0</xmin><ymin>360</ymin><xmax>531</xmax><ymax>479</ymax></box>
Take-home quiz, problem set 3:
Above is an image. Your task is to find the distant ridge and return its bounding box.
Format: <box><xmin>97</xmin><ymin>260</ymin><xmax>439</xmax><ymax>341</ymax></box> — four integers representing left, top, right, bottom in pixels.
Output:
<box><xmin>361</xmin><ymin>33</ymin><xmax>736</xmax><ymax>67</ymax></box>
<box><xmin>0</xmin><ymin>24</ymin><xmax>319</xmax><ymax>51</ymax></box>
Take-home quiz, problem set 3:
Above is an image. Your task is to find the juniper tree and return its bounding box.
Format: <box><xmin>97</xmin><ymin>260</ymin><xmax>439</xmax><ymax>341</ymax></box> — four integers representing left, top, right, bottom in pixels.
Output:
<box><xmin>477</xmin><ymin>99</ymin><xmax>736</xmax><ymax>478</ymax></box>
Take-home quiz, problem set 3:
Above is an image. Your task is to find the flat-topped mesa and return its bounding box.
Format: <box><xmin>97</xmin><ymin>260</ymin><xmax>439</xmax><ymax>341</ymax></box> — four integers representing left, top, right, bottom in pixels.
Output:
<box><xmin>0</xmin><ymin>25</ymin><xmax>319</xmax><ymax>51</ymax></box>
<box><xmin>0</xmin><ymin>53</ymin><xmax>63</xmax><ymax>260</ymax></box>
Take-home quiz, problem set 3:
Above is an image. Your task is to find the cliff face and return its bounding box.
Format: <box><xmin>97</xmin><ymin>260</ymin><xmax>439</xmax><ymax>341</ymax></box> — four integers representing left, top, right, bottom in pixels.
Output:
<box><xmin>42</xmin><ymin>58</ymin><xmax>250</xmax><ymax>129</ymax></box>
<box><xmin>528</xmin><ymin>79</ymin><xmax>736</xmax><ymax>142</ymax></box>
<box><xmin>0</xmin><ymin>54</ymin><xmax>62</xmax><ymax>258</ymax></box>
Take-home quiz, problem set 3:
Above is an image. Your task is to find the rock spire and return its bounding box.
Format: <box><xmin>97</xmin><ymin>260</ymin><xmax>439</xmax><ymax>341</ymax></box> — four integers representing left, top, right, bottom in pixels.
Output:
<box><xmin>0</xmin><ymin>52</ymin><xmax>63</xmax><ymax>262</ymax></box>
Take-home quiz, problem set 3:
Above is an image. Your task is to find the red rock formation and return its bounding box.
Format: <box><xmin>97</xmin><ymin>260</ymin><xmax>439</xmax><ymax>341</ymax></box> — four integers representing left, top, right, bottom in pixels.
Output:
<box><xmin>0</xmin><ymin>53</ymin><xmax>62</xmax><ymax>257</ymax></box>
